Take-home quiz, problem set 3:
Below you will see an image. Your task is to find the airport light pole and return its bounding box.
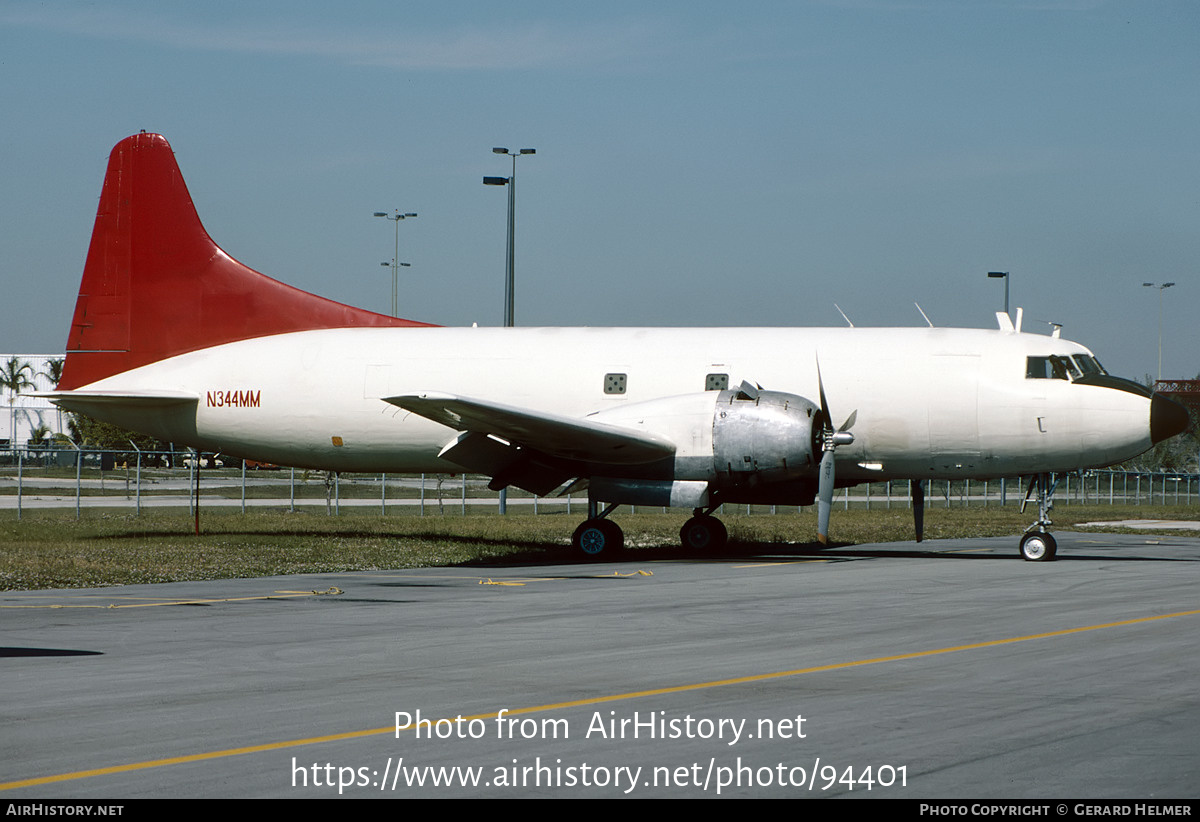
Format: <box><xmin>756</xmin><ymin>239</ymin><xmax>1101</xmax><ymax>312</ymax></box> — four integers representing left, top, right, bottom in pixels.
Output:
<box><xmin>484</xmin><ymin>147</ymin><xmax>535</xmax><ymax>514</ymax></box>
<box><xmin>379</xmin><ymin>261</ymin><xmax>411</xmax><ymax>316</ymax></box>
<box><xmin>987</xmin><ymin>271</ymin><xmax>1010</xmax><ymax>319</ymax></box>
<box><xmin>987</xmin><ymin>271</ymin><xmax>1013</xmax><ymax>505</ymax></box>
<box><xmin>484</xmin><ymin>147</ymin><xmax>535</xmax><ymax>327</ymax></box>
<box><xmin>1142</xmin><ymin>281</ymin><xmax>1175</xmax><ymax>382</ymax></box>
<box><xmin>373</xmin><ymin>210</ymin><xmax>417</xmax><ymax>317</ymax></box>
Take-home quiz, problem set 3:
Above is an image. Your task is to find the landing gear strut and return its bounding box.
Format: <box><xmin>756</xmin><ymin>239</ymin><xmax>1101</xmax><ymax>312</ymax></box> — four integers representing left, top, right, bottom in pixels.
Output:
<box><xmin>679</xmin><ymin>509</ymin><xmax>728</xmax><ymax>552</ymax></box>
<box><xmin>571</xmin><ymin>500</ymin><xmax>623</xmax><ymax>559</ymax></box>
<box><xmin>1019</xmin><ymin>473</ymin><xmax>1059</xmax><ymax>562</ymax></box>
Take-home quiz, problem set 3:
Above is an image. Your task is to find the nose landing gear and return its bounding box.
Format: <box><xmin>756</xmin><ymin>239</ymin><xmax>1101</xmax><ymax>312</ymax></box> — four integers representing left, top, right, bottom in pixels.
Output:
<box><xmin>1019</xmin><ymin>473</ymin><xmax>1060</xmax><ymax>562</ymax></box>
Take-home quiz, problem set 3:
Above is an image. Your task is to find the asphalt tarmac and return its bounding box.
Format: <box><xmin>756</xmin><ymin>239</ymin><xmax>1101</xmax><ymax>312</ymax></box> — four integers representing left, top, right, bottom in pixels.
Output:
<box><xmin>2</xmin><ymin>530</ymin><xmax>1198</xmax><ymax>799</ymax></box>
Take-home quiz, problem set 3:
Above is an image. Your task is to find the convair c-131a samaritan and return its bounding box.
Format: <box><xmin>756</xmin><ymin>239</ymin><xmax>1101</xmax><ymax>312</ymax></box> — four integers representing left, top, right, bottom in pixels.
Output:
<box><xmin>44</xmin><ymin>133</ymin><xmax>1189</xmax><ymax>561</ymax></box>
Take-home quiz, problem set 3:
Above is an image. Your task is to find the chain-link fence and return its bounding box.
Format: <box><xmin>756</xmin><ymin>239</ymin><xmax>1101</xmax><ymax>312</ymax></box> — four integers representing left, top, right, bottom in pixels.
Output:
<box><xmin>1</xmin><ymin>448</ymin><xmax>1197</xmax><ymax>520</ymax></box>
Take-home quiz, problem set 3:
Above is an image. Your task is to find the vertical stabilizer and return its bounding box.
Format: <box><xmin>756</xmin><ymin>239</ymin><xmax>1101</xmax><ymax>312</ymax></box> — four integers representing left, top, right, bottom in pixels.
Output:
<box><xmin>60</xmin><ymin>133</ymin><xmax>433</xmax><ymax>390</ymax></box>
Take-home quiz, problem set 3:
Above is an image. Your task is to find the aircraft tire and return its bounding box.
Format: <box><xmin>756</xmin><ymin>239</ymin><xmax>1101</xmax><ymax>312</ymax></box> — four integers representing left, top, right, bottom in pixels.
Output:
<box><xmin>1019</xmin><ymin>531</ymin><xmax>1057</xmax><ymax>562</ymax></box>
<box><xmin>679</xmin><ymin>515</ymin><xmax>728</xmax><ymax>553</ymax></box>
<box><xmin>573</xmin><ymin>519</ymin><xmax>623</xmax><ymax>559</ymax></box>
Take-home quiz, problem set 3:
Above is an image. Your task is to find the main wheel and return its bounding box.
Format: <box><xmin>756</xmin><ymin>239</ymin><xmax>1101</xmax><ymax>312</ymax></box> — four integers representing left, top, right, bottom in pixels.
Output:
<box><xmin>572</xmin><ymin>519</ymin><xmax>624</xmax><ymax>559</ymax></box>
<box><xmin>679</xmin><ymin>515</ymin><xmax>728</xmax><ymax>553</ymax></box>
<box><xmin>1019</xmin><ymin>531</ymin><xmax>1057</xmax><ymax>562</ymax></box>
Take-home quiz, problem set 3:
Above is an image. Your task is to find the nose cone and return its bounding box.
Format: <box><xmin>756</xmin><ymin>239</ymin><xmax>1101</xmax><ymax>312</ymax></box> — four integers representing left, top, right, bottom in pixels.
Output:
<box><xmin>1150</xmin><ymin>393</ymin><xmax>1190</xmax><ymax>444</ymax></box>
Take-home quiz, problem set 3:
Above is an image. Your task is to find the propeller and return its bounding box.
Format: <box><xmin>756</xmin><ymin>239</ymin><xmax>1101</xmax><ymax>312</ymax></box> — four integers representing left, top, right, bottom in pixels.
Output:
<box><xmin>815</xmin><ymin>359</ymin><xmax>856</xmax><ymax>545</ymax></box>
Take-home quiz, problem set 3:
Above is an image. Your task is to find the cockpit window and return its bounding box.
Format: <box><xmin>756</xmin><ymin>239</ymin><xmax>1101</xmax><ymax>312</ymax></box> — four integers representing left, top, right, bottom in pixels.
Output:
<box><xmin>1026</xmin><ymin>356</ymin><xmax>1069</xmax><ymax>380</ymax></box>
<box><xmin>1028</xmin><ymin>354</ymin><xmax>1111</xmax><ymax>381</ymax></box>
<box><xmin>1072</xmin><ymin>355</ymin><xmax>1106</xmax><ymax>376</ymax></box>
<box><xmin>1056</xmin><ymin>355</ymin><xmax>1081</xmax><ymax>379</ymax></box>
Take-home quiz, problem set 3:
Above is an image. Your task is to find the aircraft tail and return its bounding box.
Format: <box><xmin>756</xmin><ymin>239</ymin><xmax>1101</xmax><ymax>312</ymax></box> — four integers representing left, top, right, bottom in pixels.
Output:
<box><xmin>59</xmin><ymin>133</ymin><xmax>433</xmax><ymax>391</ymax></box>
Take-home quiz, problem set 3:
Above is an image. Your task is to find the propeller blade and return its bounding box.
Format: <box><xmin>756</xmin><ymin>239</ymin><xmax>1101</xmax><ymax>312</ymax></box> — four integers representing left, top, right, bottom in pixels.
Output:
<box><xmin>816</xmin><ymin>359</ymin><xmax>830</xmax><ymax>424</ymax></box>
<box><xmin>814</xmin><ymin>355</ymin><xmax>856</xmax><ymax>545</ymax></box>
<box><xmin>816</xmin><ymin>447</ymin><xmax>835</xmax><ymax>544</ymax></box>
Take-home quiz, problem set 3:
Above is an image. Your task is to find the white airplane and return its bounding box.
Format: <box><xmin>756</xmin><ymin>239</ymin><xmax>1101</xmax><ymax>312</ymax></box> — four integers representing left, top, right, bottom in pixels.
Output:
<box><xmin>45</xmin><ymin>133</ymin><xmax>1190</xmax><ymax>562</ymax></box>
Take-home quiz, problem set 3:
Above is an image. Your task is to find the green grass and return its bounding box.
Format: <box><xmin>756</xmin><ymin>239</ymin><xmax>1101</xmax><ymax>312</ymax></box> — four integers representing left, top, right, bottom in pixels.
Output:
<box><xmin>1</xmin><ymin>504</ymin><xmax>1196</xmax><ymax>591</ymax></box>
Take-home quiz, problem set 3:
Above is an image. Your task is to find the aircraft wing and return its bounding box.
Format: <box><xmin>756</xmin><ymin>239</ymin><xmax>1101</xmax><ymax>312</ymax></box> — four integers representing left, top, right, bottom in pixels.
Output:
<box><xmin>384</xmin><ymin>392</ymin><xmax>676</xmax><ymax>465</ymax></box>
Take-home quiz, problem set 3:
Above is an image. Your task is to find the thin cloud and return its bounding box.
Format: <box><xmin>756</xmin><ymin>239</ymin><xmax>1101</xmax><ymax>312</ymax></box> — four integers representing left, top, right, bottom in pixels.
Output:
<box><xmin>0</xmin><ymin>5</ymin><xmax>662</xmax><ymax>71</ymax></box>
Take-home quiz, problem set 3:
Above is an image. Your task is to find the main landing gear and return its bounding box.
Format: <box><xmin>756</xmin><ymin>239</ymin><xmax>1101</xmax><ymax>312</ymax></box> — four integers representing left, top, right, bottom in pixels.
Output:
<box><xmin>1019</xmin><ymin>472</ymin><xmax>1060</xmax><ymax>562</ymax></box>
<box><xmin>570</xmin><ymin>503</ymin><xmax>730</xmax><ymax>558</ymax></box>
<box><xmin>571</xmin><ymin>501</ymin><xmax>624</xmax><ymax>559</ymax></box>
<box><xmin>679</xmin><ymin>509</ymin><xmax>728</xmax><ymax>552</ymax></box>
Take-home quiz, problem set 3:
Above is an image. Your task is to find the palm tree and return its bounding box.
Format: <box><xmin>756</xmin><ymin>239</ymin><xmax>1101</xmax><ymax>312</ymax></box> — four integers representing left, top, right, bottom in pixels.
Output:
<box><xmin>38</xmin><ymin>357</ymin><xmax>66</xmax><ymax>436</ymax></box>
<box><xmin>1</xmin><ymin>357</ymin><xmax>35</xmax><ymax>451</ymax></box>
<box><xmin>39</xmin><ymin>357</ymin><xmax>64</xmax><ymax>388</ymax></box>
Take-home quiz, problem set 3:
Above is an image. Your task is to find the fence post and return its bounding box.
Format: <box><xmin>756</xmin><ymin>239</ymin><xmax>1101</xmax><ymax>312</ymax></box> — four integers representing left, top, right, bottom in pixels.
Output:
<box><xmin>76</xmin><ymin>449</ymin><xmax>82</xmax><ymax>520</ymax></box>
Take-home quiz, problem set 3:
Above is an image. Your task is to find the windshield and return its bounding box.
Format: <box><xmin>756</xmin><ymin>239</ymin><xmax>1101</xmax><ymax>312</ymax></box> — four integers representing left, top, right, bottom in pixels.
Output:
<box><xmin>1027</xmin><ymin>354</ymin><xmax>1108</xmax><ymax>382</ymax></box>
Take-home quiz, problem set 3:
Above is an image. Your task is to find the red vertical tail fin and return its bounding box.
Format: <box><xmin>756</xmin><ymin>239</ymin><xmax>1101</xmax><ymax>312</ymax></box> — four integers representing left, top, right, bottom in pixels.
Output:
<box><xmin>59</xmin><ymin>133</ymin><xmax>432</xmax><ymax>390</ymax></box>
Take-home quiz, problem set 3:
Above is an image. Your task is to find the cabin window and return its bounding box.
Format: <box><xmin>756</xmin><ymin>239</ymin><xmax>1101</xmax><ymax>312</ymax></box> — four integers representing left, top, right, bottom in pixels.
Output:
<box><xmin>604</xmin><ymin>373</ymin><xmax>627</xmax><ymax>394</ymax></box>
<box><xmin>706</xmin><ymin>373</ymin><xmax>729</xmax><ymax>391</ymax></box>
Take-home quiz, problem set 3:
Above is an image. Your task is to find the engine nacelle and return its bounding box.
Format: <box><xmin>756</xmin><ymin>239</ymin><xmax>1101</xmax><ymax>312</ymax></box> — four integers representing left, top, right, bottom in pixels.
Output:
<box><xmin>711</xmin><ymin>387</ymin><xmax>820</xmax><ymax>487</ymax></box>
<box><xmin>585</xmin><ymin>386</ymin><xmax>822</xmax><ymax>507</ymax></box>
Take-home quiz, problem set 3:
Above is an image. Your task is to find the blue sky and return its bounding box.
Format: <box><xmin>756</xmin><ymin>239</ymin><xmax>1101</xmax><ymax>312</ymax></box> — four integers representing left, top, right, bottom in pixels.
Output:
<box><xmin>1</xmin><ymin>0</ymin><xmax>1196</xmax><ymax>381</ymax></box>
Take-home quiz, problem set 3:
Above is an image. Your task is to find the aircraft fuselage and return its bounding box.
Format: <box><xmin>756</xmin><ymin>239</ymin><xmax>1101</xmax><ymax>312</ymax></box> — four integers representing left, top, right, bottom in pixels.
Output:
<box><xmin>61</xmin><ymin>324</ymin><xmax>1155</xmax><ymax>484</ymax></box>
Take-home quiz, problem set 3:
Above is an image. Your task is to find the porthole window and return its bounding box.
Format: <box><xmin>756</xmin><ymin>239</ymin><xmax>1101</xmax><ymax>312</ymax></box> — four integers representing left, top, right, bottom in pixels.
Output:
<box><xmin>604</xmin><ymin>373</ymin><xmax>627</xmax><ymax>394</ymax></box>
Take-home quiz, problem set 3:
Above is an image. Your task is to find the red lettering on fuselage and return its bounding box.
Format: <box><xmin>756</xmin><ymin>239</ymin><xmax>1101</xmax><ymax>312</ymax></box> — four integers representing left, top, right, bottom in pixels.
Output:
<box><xmin>206</xmin><ymin>390</ymin><xmax>261</xmax><ymax>408</ymax></box>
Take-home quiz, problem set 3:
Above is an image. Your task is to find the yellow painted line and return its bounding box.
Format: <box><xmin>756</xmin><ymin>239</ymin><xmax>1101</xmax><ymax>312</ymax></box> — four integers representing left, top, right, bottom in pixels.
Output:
<box><xmin>4</xmin><ymin>606</ymin><xmax>1199</xmax><ymax>792</ymax></box>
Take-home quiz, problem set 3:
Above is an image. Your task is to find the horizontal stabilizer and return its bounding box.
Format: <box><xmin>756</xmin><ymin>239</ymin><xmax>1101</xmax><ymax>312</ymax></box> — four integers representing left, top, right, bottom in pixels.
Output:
<box><xmin>38</xmin><ymin>390</ymin><xmax>199</xmax><ymax>410</ymax></box>
<box><xmin>385</xmin><ymin>392</ymin><xmax>676</xmax><ymax>465</ymax></box>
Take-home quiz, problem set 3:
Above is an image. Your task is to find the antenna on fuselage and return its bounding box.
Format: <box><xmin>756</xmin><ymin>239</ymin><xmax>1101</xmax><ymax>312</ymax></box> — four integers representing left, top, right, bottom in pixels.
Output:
<box><xmin>833</xmin><ymin>304</ymin><xmax>855</xmax><ymax>328</ymax></box>
<box><xmin>914</xmin><ymin>303</ymin><xmax>934</xmax><ymax>327</ymax></box>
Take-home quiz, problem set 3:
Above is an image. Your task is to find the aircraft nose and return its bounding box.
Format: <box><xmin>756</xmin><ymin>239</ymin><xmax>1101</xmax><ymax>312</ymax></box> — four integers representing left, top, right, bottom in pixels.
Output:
<box><xmin>1150</xmin><ymin>392</ymin><xmax>1190</xmax><ymax>444</ymax></box>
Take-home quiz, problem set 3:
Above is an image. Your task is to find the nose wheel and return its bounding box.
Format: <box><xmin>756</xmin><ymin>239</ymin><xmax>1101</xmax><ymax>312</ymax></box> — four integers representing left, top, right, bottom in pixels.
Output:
<box><xmin>1019</xmin><ymin>530</ymin><xmax>1057</xmax><ymax>562</ymax></box>
<box><xmin>1019</xmin><ymin>473</ymin><xmax>1061</xmax><ymax>562</ymax></box>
